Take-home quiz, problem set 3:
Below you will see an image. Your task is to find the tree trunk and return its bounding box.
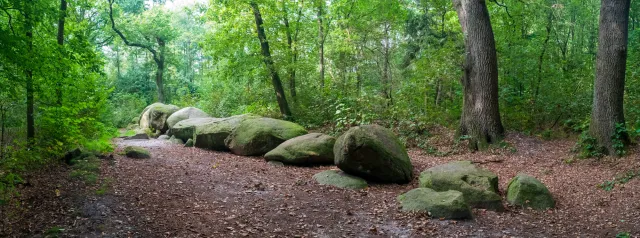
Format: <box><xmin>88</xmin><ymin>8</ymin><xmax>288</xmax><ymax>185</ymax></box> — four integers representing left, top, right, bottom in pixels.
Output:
<box><xmin>1</xmin><ymin>105</ymin><xmax>5</xmax><ymax>161</ymax></box>
<box><xmin>282</xmin><ymin>0</ymin><xmax>302</xmax><ymax>102</ymax></box>
<box><xmin>250</xmin><ymin>2</ymin><xmax>293</xmax><ymax>119</ymax></box>
<box><xmin>589</xmin><ymin>0</ymin><xmax>630</xmax><ymax>155</ymax></box>
<box><xmin>155</xmin><ymin>37</ymin><xmax>166</xmax><ymax>103</ymax></box>
<box><xmin>25</xmin><ymin>4</ymin><xmax>35</xmax><ymax>140</ymax></box>
<box><xmin>56</xmin><ymin>0</ymin><xmax>66</xmax><ymax>106</ymax></box>
<box><xmin>452</xmin><ymin>0</ymin><xmax>504</xmax><ymax>150</ymax></box>
<box><xmin>317</xmin><ymin>4</ymin><xmax>325</xmax><ymax>90</ymax></box>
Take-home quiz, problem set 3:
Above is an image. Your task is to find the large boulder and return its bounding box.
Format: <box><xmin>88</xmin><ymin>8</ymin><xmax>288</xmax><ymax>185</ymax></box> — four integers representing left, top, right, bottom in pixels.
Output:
<box><xmin>264</xmin><ymin>133</ymin><xmax>335</xmax><ymax>166</ymax></box>
<box><xmin>139</xmin><ymin>103</ymin><xmax>180</xmax><ymax>133</ymax></box>
<box><xmin>506</xmin><ymin>174</ymin><xmax>555</xmax><ymax>210</ymax></box>
<box><xmin>194</xmin><ymin>114</ymin><xmax>261</xmax><ymax>151</ymax></box>
<box><xmin>333</xmin><ymin>124</ymin><xmax>413</xmax><ymax>184</ymax></box>
<box><xmin>313</xmin><ymin>170</ymin><xmax>367</xmax><ymax>190</ymax></box>
<box><xmin>225</xmin><ymin>118</ymin><xmax>308</xmax><ymax>156</ymax></box>
<box><xmin>419</xmin><ymin>161</ymin><xmax>503</xmax><ymax>210</ymax></box>
<box><xmin>166</xmin><ymin>107</ymin><xmax>209</xmax><ymax>129</ymax></box>
<box><xmin>124</xmin><ymin>146</ymin><xmax>150</xmax><ymax>159</ymax></box>
<box><xmin>170</xmin><ymin>117</ymin><xmax>222</xmax><ymax>142</ymax></box>
<box><xmin>169</xmin><ymin>114</ymin><xmax>260</xmax><ymax>151</ymax></box>
<box><xmin>397</xmin><ymin>188</ymin><xmax>472</xmax><ymax>219</ymax></box>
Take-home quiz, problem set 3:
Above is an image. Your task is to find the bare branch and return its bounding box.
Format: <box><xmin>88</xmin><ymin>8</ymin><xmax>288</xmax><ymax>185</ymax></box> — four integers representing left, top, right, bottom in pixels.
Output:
<box><xmin>107</xmin><ymin>0</ymin><xmax>160</xmax><ymax>64</ymax></box>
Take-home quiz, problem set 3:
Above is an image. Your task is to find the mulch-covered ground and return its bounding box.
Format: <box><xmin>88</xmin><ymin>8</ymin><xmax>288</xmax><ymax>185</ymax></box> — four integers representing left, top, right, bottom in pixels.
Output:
<box><xmin>2</xmin><ymin>133</ymin><xmax>639</xmax><ymax>237</ymax></box>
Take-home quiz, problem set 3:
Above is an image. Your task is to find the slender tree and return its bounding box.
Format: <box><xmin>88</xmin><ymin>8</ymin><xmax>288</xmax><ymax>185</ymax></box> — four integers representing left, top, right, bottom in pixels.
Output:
<box><xmin>250</xmin><ymin>1</ymin><xmax>293</xmax><ymax>119</ymax></box>
<box><xmin>56</xmin><ymin>0</ymin><xmax>67</xmax><ymax>106</ymax></box>
<box><xmin>108</xmin><ymin>0</ymin><xmax>168</xmax><ymax>103</ymax></box>
<box><xmin>452</xmin><ymin>0</ymin><xmax>504</xmax><ymax>150</ymax></box>
<box><xmin>317</xmin><ymin>0</ymin><xmax>326</xmax><ymax>90</ymax></box>
<box><xmin>589</xmin><ymin>0</ymin><xmax>631</xmax><ymax>155</ymax></box>
<box><xmin>25</xmin><ymin>0</ymin><xmax>35</xmax><ymax>139</ymax></box>
<box><xmin>282</xmin><ymin>0</ymin><xmax>304</xmax><ymax>102</ymax></box>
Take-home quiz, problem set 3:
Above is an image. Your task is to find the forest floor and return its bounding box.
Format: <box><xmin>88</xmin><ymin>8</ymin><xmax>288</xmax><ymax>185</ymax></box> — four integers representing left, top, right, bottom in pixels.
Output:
<box><xmin>1</xmin><ymin>133</ymin><xmax>640</xmax><ymax>237</ymax></box>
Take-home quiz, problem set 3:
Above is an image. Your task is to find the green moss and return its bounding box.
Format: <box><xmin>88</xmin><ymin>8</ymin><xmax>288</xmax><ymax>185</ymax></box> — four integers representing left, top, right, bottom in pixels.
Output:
<box><xmin>124</xmin><ymin>146</ymin><xmax>151</xmax><ymax>159</ymax></box>
<box><xmin>333</xmin><ymin>124</ymin><xmax>413</xmax><ymax>184</ymax></box>
<box><xmin>226</xmin><ymin>117</ymin><xmax>308</xmax><ymax>156</ymax></box>
<box><xmin>264</xmin><ymin>133</ymin><xmax>335</xmax><ymax>165</ymax></box>
<box><xmin>419</xmin><ymin>161</ymin><xmax>503</xmax><ymax>210</ymax></box>
<box><xmin>312</xmin><ymin>170</ymin><xmax>367</xmax><ymax>189</ymax></box>
<box><xmin>506</xmin><ymin>174</ymin><xmax>555</xmax><ymax>210</ymax></box>
<box><xmin>397</xmin><ymin>188</ymin><xmax>472</xmax><ymax>219</ymax></box>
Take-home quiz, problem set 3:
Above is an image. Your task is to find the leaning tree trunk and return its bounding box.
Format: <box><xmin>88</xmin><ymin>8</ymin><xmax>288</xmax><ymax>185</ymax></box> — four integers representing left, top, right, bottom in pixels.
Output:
<box><xmin>452</xmin><ymin>0</ymin><xmax>504</xmax><ymax>150</ymax></box>
<box><xmin>589</xmin><ymin>0</ymin><xmax>630</xmax><ymax>155</ymax></box>
<box><xmin>250</xmin><ymin>2</ymin><xmax>293</xmax><ymax>119</ymax></box>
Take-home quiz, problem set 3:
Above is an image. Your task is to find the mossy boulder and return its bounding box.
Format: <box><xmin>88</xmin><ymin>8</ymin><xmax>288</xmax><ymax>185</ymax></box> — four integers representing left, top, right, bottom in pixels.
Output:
<box><xmin>169</xmin><ymin>135</ymin><xmax>184</xmax><ymax>145</ymax></box>
<box><xmin>333</xmin><ymin>124</ymin><xmax>413</xmax><ymax>184</ymax></box>
<box><xmin>185</xmin><ymin>138</ymin><xmax>194</xmax><ymax>147</ymax></box>
<box><xmin>264</xmin><ymin>133</ymin><xmax>335</xmax><ymax>165</ymax></box>
<box><xmin>312</xmin><ymin>170</ymin><xmax>367</xmax><ymax>190</ymax></box>
<box><xmin>225</xmin><ymin>118</ymin><xmax>308</xmax><ymax>156</ymax></box>
<box><xmin>506</xmin><ymin>174</ymin><xmax>555</xmax><ymax>210</ymax></box>
<box><xmin>170</xmin><ymin>117</ymin><xmax>221</xmax><ymax>142</ymax></box>
<box><xmin>193</xmin><ymin>114</ymin><xmax>261</xmax><ymax>151</ymax></box>
<box><xmin>166</xmin><ymin>107</ymin><xmax>209</xmax><ymax>129</ymax></box>
<box><xmin>419</xmin><ymin>161</ymin><xmax>503</xmax><ymax>210</ymax></box>
<box><xmin>158</xmin><ymin>135</ymin><xmax>170</xmax><ymax>140</ymax></box>
<box><xmin>398</xmin><ymin>188</ymin><xmax>472</xmax><ymax>219</ymax></box>
<box><xmin>138</xmin><ymin>103</ymin><xmax>180</xmax><ymax>133</ymax></box>
<box><xmin>124</xmin><ymin>146</ymin><xmax>150</xmax><ymax>159</ymax></box>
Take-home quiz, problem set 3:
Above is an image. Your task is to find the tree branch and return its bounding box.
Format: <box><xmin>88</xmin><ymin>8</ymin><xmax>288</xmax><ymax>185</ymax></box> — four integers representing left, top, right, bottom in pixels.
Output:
<box><xmin>0</xmin><ymin>6</ymin><xmax>16</xmax><ymax>35</ymax></box>
<box><xmin>108</xmin><ymin>0</ymin><xmax>160</xmax><ymax>64</ymax></box>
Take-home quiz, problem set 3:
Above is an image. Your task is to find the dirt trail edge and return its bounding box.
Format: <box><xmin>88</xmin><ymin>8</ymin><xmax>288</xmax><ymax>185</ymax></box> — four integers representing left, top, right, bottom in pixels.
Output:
<box><xmin>3</xmin><ymin>134</ymin><xmax>640</xmax><ymax>237</ymax></box>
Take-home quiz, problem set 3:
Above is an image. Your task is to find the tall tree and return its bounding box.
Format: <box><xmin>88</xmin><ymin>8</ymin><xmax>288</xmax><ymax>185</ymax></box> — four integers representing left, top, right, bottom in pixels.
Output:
<box><xmin>25</xmin><ymin>0</ymin><xmax>35</xmax><ymax>139</ymax></box>
<box><xmin>250</xmin><ymin>1</ymin><xmax>293</xmax><ymax>119</ymax></box>
<box><xmin>589</xmin><ymin>0</ymin><xmax>631</xmax><ymax>155</ymax></box>
<box><xmin>108</xmin><ymin>0</ymin><xmax>170</xmax><ymax>103</ymax></box>
<box><xmin>282</xmin><ymin>0</ymin><xmax>304</xmax><ymax>102</ymax></box>
<box><xmin>452</xmin><ymin>0</ymin><xmax>504</xmax><ymax>150</ymax></box>
<box><xmin>56</xmin><ymin>0</ymin><xmax>67</xmax><ymax>106</ymax></box>
<box><xmin>317</xmin><ymin>0</ymin><xmax>326</xmax><ymax>90</ymax></box>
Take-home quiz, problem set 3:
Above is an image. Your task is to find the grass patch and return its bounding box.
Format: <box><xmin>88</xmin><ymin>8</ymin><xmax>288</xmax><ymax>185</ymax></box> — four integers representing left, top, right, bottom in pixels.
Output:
<box><xmin>598</xmin><ymin>170</ymin><xmax>640</xmax><ymax>191</ymax></box>
<box><xmin>69</xmin><ymin>155</ymin><xmax>101</xmax><ymax>185</ymax></box>
<box><xmin>44</xmin><ymin>226</ymin><xmax>64</xmax><ymax>238</ymax></box>
<box><xmin>95</xmin><ymin>178</ymin><xmax>113</xmax><ymax>196</ymax></box>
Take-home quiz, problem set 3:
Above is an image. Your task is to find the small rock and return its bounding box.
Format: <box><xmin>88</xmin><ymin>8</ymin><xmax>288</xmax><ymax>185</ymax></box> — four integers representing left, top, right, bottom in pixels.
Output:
<box><xmin>506</xmin><ymin>174</ymin><xmax>555</xmax><ymax>210</ymax></box>
<box><xmin>124</xmin><ymin>146</ymin><xmax>150</xmax><ymax>159</ymax></box>
<box><xmin>312</xmin><ymin>170</ymin><xmax>367</xmax><ymax>190</ymax></box>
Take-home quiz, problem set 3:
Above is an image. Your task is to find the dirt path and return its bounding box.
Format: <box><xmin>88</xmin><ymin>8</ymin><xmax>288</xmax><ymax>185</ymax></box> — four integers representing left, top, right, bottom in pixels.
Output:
<box><xmin>3</xmin><ymin>134</ymin><xmax>640</xmax><ymax>237</ymax></box>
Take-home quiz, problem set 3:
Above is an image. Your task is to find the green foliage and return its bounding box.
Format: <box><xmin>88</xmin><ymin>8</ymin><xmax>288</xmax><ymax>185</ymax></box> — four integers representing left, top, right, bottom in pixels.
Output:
<box><xmin>612</xmin><ymin>123</ymin><xmax>628</xmax><ymax>156</ymax></box>
<box><xmin>598</xmin><ymin>170</ymin><xmax>640</xmax><ymax>191</ymax></box>
<box><xmin>575</xmin><ymin>132</ymin><xmax>605</xmax><ymax>159</ymax></box>
<box><xmin>69</xmin><ymin>155</ymin><xmax>101</xmax><ymax>185</ymax></box>
<box><xmin>616</xmin><ymin>232</ymin><xmax>631</xmax><ymax>238</ymax></box>
<box><xmin>44</xmin><ymin>226</ymin><xmax>65</xmax><ymax>238</ymax></box>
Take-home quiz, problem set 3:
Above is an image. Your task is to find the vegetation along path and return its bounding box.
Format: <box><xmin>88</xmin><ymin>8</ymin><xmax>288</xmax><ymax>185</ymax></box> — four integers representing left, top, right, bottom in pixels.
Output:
<box><xmin>3</xmin><ymin>134</ymin><xmax>639</xmax><ymax>237</ymax></box>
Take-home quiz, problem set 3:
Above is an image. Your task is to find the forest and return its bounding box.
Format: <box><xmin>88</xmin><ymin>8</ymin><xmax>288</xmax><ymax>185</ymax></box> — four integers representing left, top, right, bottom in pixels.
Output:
<box><xmin>1</xmin><ymin>0</ymin><xmax>640</xmax><ymax>237</ymax></box>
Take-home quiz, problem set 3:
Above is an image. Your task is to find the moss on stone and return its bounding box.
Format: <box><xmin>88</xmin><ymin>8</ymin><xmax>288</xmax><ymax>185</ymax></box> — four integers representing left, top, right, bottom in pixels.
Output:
<box><xmin>397</xmin><ymin>188</ymin><xmax>472</xmax><ymax>219</ymax></box>
<box><xmin>312</xmin><ymin>170</ymin><xmax>367</xmax><ymax>189</ymax></box>
<box><xmin>333</xmin><ymin>124</ymin><xmax>413</xmax><ymax>184</ymax></box>
<box><xmin>166</xmin><ymin>107</ymin><xmax>209</xmax><ymax>129</ymax></box>
<box><xmin>124</xmin><ymin>146</ymin><xmax>150</xmax><ymax>159</ymax></box>
<box><xmin>264</xmin><ymin>133</ymin><xmax>335</xmax><ymax>166</ymax></box>
<box><xmin>225</xmin><ymin>117</ymin><xmax>308</xmax><ymax>156</ymax></box>
<box><xmin>506</xmin><ymin>174</ymin><xmax>555</xmax><ymax>210</ymax></box>
<box><xmin>419</xmin><ymin>161</ymin><xmax>503</xmax><ymax>210</ymax></box>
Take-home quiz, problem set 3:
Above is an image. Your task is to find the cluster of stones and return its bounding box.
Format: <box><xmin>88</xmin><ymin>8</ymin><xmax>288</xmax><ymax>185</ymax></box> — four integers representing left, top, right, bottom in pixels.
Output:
<box><xmin>126</xmin><ymin>103</ymin><xmax>555</xmax><ymax>220</ymax></box>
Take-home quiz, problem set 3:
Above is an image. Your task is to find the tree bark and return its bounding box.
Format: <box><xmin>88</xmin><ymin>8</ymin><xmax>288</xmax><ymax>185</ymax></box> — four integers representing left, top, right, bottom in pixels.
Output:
<box><xmin>452</xmin><ymin>0</ymin><xmax>504</xmax><ymax>150</ymax></box>
<box><xmin>282</xmin><ymin>0</ymin><xmax>303</xmax><ymax>102</ymax></box>
<box><xmin>250</xmin><ymin>2</ymin><xmax>293</xmax><ymax>119</ymax></box>
<box><xmin>25</xmin><ymin>2</ymin><xmax>35</xmax><ymax>140</ymax></box>
<box><xmin>56</xmin><ymin>0</ymin><xmax>67</xmax><ymax>106</ymax></box>
<box><xmin>155</xmin><ymin>37</ymin><xmax>166</xmax><ymax>103</ymax></box>
<box><xmin>317</xmin><ymin>3</ymin><xmax>325</xmax><ymax>90</ymax></box>
<box><xmin>589</xmin><ymin>0</ymin><xmax>630</xmax><ymax>155</ymax></box>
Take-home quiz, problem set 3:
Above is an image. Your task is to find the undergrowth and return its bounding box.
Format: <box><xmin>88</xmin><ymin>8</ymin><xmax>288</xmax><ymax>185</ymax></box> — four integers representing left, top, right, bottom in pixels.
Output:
<box><xmin>598</xmin><ymin>170</ymin><xmax>640</xmax><ymax>191</ymax></box>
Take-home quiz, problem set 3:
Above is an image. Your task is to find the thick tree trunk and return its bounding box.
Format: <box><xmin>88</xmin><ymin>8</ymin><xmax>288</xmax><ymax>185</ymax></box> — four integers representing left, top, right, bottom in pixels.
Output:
<box><xmin>250</xmin><ymin>2</ymin><xmax>293</xmax><ymax>119</ymax></box>
<box><xmin>56</xmin><ymin>0</ymin><xmax>66</xmax><ymax>106</ymax></box>
<box><xmin>452</xmin><ymin>0</ymin><xmax>504</xmax><ymax>150</ymax></box>
<box><xmin>589</xmin><ymin>0</ymin><xmax>630</xmax><ymax>155</ymax></box>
